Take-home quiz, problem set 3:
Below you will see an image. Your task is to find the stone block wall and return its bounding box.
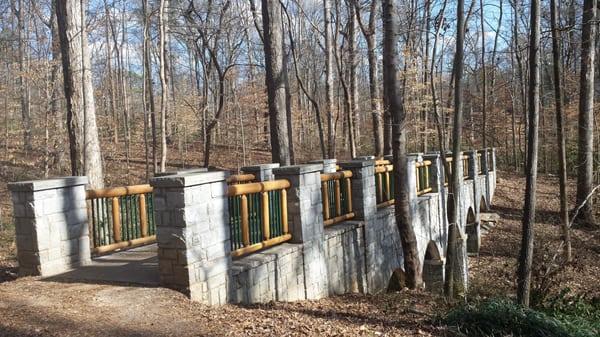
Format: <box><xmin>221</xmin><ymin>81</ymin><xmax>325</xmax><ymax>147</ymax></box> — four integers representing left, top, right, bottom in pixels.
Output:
<box><xmin>324</xmin><ymin>221</ymin><xmax>366</xmax><ymax>295</ymax></box>
<box><xmin>8</xmin><ymin>177</ymin><xmax>90</xmax><ymax>276</ymax></box>
<box><xmin>229</xmin><ymin>243</ymin><xmax>305</xmax><ymax>303</ymax></box>
<box><xmin>366</xmin><ymin>207</ymin><xmax>404</xmax><ymax>292</ymax></box>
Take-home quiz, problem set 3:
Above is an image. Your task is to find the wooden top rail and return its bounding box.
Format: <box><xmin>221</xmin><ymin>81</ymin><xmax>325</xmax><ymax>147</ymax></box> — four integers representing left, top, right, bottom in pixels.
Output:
<box><xmin>226</xmin><ymin>173</ymin><xmax>256</xmax><ymax>184</ymax></box>
<box><xmin>446</xmin><ymin>155</ymin><xmax>469</xmax><ymax>161</ymax></box>
<box><xmin>375</xmin><ymin>164</ymin><xmax>394</xmax><ymax>173</ymax></box>
<box><xmin>375</xmin><ymin>159</ymin><xmax>391</xmax><ymax>166</ymax></box>
<box><xmin>86</xmin><ymin>184</ymin><xmax>153</xmax><ymax>199</ymax></box>
<box><xmin>415</xmin><ymin>160</ymin><xmax>432</xmax><ymax>168</ymax></box>
<box><xmin>227</xmin><ymin>179</ymin><xmax>290</xmax><ymax>197</ymax></box>
<box><xmin>321</xmin><ymin>170</ymin><xmax>353</xmax><ymax>182</ymax></box>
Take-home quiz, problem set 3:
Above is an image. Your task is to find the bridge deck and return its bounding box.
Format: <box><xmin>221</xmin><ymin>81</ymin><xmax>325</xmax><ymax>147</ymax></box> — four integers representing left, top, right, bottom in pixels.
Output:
<box><xmin>44</xmin><ymin>244</ymin><xmax>159</xmax><ymax>286</ymax></box>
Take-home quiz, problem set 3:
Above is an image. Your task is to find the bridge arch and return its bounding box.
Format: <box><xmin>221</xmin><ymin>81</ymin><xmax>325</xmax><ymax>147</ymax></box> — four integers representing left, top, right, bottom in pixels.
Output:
<box><xmin>423</xmin><ymin>241</ymin><xmax>444</xmax><ymax>293</ymax></box>
<box><xmin>465</xmin><ymin>207</ymin><xmax>480</xmax><ymax>255</ymax></box>
<box><xmin>479</xmin><ymin>195</ymin><xmax>489</xmax><ymax>212</ymax></box>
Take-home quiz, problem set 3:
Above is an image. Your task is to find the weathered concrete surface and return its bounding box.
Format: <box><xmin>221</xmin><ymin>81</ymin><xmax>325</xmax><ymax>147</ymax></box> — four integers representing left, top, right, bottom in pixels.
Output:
<box><xmin>45</xmin><ymin>244</ymin><xmax>159</xmax><ymax>286</ymax></box>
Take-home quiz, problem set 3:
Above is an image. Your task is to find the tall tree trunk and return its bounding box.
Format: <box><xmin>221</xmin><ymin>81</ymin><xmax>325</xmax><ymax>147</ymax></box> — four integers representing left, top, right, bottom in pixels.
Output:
<box><xmin>283</xmin><ymin>51</ymin><xmax>295</xmax><ymax>164</ymax></box>
<box><xmin>55</xmin><ymin>0</ymin><xmax>104</xmax><ymax>188</ymax></box>
<box><xmin>158</xmin><ymin>0</ymin><xmax>169</xmax><ymax>172</ymax></box>
<box><xmin>479</xmin><ymin>0</ymin><xmax>487</xmax><ymax>148</ymax></box>
<box><xmin>348</xmin><ymin>1</ymin><xmax>360</xmax><ymax>145</ymax></box>
<box><xmin>575</xmin><ymin>0</ymin><xmax>597</xmax><ymax>227</ymax></box>
<box><xmin>445</xmin><ymin>0</ymin><xmax>468</xmax><ymax>299</ymax></box>
<box><xmin>15</xmin><ymin>0</ymin><xmax>32</xmax><ymax>152</ymax></box>
<box><xmin>517</xmin><ymin>0</ymin><xmax>541</xmax><ymax>307</ymax></box>
<box><xmin>102</xmin><ymin>3</ymin><xmax>119</xmax><ymax>146</ymax></box>
<box><xmin>262</xmin><ymin>0</ymin><xmax>290</xmax><ymax>165</ymax></box>
<box><xmin>334</xmin><ymin>35</ymin><xmax>356</xmax><ymax>158</ymax></box>
<box><xmin>382</xmin><ymin>0</ymin><xmax>421</xmax><ymax>289</ymax></box>
<box><xmin>355</xmin><ymin>0</ymin><xmax>383</xmax><ymax>157</ymax></box>
<box><xmin>324</xmin><ymin>0</ymin><xmax>335</xmax><ymax>158</ymax></box>
<box><xmin>142</xmin><ymin>0</ymin><xmax>157</xmax><ymax>177</ymax></box>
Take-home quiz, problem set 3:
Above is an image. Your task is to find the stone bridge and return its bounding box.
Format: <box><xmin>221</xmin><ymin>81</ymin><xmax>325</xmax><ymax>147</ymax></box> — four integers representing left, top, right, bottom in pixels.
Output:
<box><xmin>8</xmin><ymin>148</ymin><xmax>496</xmax><ymax>305</ymax></box>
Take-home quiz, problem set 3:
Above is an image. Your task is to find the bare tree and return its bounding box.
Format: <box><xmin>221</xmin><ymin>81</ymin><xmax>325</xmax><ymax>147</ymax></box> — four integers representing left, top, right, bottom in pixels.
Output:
<box><xmin>517</xmin><ymin>0</ymin><xmax>541</xmax><ymax>307</ymax></box>
<box><xmin>550</xmin><ymin>0</ymin><xmax>571</xmax><ymax>261</ymax></box>
<box><xmin>55</xmin><ymin>0</ymin><xmax>104</xmax><ymax>188</ymax></box>
<box><xmin>262</xmin><ymin>0</ymin><xmax>290</xmax><ymax>165</ymax></box>
<box><xmin>158</xmin><ymin>0</ymin><xmax>169</xmax><ymax>172</ymax></box>
<box><xmin>445</xmin><ymin>0</ymin><xmax>468</xmax><ymax>299</ymax></box>
<box><xmin>382</xmin><ymin>0</ymin><xmax>421</xmax><ymax>289</ymax></box>
<box><xmin>11</xmin><ymin>0</ymin><xmax>32</xmax><ymax>152</ymax></box>
<box><xmin>324</xmin><ymin>0</ymin><xmax>335</xmax><ymax>158</ymax></box>
<box><xmin>479</xmin><ymin>0</ymin><xmax>487</xmax><ymax>148</ymax></box>
<box><xmin>355</xmin><ymin>0</ymin><xmax>382</xmax><ymax>157</ymax></box>
<box><xmin>575</xmin><ymin>0</ymin><xmax>597</xmax><ymax>227</ymax></box>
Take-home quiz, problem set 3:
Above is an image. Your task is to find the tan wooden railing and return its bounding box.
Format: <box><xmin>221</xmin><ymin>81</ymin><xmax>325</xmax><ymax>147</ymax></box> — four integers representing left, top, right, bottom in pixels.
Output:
<box><xmin>86</xmin><ymin>184</ymin><xmax>155</xmax><ymax>255</ymax></box>
<box><xmin>375</xmin><ymin>160</ymin><xmax>395</xmax><ymax>208</ymax></box>
<box><xmin>321</xmin><ymin>171</ymin><xmax>354</xmax><ymax>226</ymax></box>
<box><xmin>415</xmin><ymin>161</ymin><xmax>433</xmax><ymax>196</ymax></box>
<box><xmin>462</xmin><ymin>155</ymin><xmax>470</xmax><ymax>178</ymax></box>
<box><xmin>226</xmin><ymin>173</ymin><xmax>256</xmax><ymax>185</ymax></box>
<box><xmin>227</xmin><ymin>179</ymin><xmax>291</xmax><ymax>258</ymax></box>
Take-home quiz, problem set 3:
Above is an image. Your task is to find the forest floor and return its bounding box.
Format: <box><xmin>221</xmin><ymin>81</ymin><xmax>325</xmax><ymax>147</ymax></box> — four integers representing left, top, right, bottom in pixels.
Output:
<box><xmin>1</xmin><ymin>159</ymin><xmax>600</xmax><ymax>335</ymax></box>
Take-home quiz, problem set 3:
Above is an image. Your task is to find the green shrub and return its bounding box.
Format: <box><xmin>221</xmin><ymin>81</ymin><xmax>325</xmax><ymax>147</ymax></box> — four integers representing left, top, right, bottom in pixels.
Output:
<box><xmin>541</xmin><ymin>288</ymin><xmax>600</xmax><ymax>335</ymax></box>
<box><xmin>441</xmin><ymin>298</ymin><xmax>597</xmax><ymax>337</ymax></box>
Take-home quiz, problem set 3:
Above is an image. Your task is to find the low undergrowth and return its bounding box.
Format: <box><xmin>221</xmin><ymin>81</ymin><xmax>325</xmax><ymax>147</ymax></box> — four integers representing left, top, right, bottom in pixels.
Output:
<box><xmin>441</xmin><ymin>297</ymin><xmax>600</xmax><ymax>337</ymax></box>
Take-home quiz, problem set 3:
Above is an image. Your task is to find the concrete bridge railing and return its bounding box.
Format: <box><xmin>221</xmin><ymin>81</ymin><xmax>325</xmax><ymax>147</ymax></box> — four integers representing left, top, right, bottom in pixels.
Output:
<box><xmin>8</xmin><ymin>148</ymin><xmax>496</xmax><ymax>305</ymax></box>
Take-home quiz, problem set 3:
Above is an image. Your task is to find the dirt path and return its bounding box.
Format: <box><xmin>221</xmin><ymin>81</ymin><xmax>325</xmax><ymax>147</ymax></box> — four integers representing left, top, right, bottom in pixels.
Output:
<box><xmin>0</xmin><ymin>171</ymin><xmax>598</xmax><ymax>337</ymax></box>
<box><xmin>0</xmin><ymin>278</ymin><xmax>446</xmax><ymax>337</ymax></box>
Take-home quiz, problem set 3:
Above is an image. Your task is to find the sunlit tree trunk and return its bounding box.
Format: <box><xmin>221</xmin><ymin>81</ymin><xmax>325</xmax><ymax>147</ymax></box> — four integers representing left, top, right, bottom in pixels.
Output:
<box><xmin>158</xmin><ymin>0</ymin><xmax>168</xmax><ymax>172</ymax></box>
<box><xmin>575</xmin><ymin>0</ymin><xmax>597</xmax><ymax>227</ymax></box>
<box><xmin>550</xmin><ymin>0</ymin><xmax>571</xmax><ymax>261</ymax></box>
<box><xmin>324</xmin><ymin>0</ymin><xmax>335</xmax><ymax>158</ymax></box>
<box><xmin>261</xmin><ymin>0</ymin><xmax>291</xmax><ymax>165</ymax></box>
<box><xmin>445</xmin><ymin>0</ymin><xmax>467</xmax><ymax>299</ymax></box>
<box><xmin>517</xmin><ymin>0</ymin><xmax>541</xmax><ymax>307</ymax></box>
<box><xmin>55</xmin><ymin>0</ymin><xmax>104</xmax><ymax>188</ymax></box>
<box><xmin>382</xmin><ymin>0</ymin><xmax>421</xmax><ymax>289</ymax></box>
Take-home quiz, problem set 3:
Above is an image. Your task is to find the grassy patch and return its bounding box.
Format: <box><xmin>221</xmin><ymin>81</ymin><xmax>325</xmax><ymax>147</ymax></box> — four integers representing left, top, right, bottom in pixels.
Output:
<box><xmin>441</xmin><ymin>298</ymin><xmax>598</xmax><ymax>337</ymax></box>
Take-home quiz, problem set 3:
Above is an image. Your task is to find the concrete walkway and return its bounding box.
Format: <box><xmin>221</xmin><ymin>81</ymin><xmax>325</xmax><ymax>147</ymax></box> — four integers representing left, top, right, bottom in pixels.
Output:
<box><xmin>44</xmin><ymin>244</ymin><xmax>159</xmax><ymax>286</ymax></box>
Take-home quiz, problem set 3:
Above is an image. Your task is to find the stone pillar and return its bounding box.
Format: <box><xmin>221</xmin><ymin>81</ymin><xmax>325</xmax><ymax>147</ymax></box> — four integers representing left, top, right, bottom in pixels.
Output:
<box><xmin>407</xmin><ymin>154</ymin><xmax>422</xmax><ymax>201</ymax></box>
<box><xmin>479</xmin><ymin>149</ymin><xmax>489</xmax><ymax>174</ymax></box>
<box><xmin>490</xmin><ymin>148</ymin><xmax>497</xmax><ymax>171</ymax></box>
<box><xmin>423</xmin><ymin>259</ymin><xmax>445</xmax><ymax>293</ymax></box>
<box><xmin>241</xmin><ymin>163</ymin><xmax>280</xmax><ymax>181</ymax></box>
<box><xmin>465</xmin><ymin>150</ymin><xmax>477</xmax><ymax>180</ymax></box>
<box><xmin>273</xmin><ymin>164</ymin><xmax>329</xmax><ymax>299</ymax></box>
<box><xmin>154</xmin><ymin>168</ymin><xmax>208</xmax><ymax>177</ymax></box>
<box><xmin>8</xmin><ymin>177</ymin><xmax>90</xmax><ymax>276</ymax></box>
<box><xmin>355</xmin><ymin>155</ymin><xmax>375</xmax><ymax>161</ymax></box>
<box><xmin>150</xmin><ymin>171</ymin><xmax>231</xmax><ymax>305</ymax></box>
<box><xmin>423</xmin><ymin>153</ymin><xmax>443</xmax><ymax>193</ymax></box>
<box><xmin>308</xmin><ymin>159</ymin><xmax>336</xmax><ymax>173</ymax></box>
<box><xmin>338</xmin><ymin>160</ymin><xmax>376</xmax><ymax>221</ymax></box>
